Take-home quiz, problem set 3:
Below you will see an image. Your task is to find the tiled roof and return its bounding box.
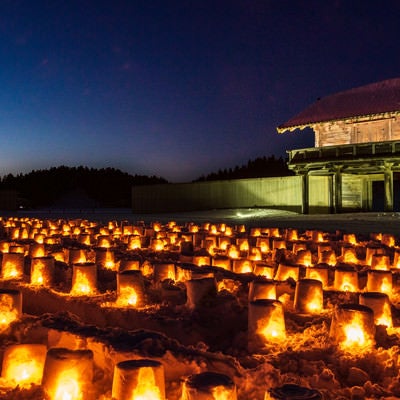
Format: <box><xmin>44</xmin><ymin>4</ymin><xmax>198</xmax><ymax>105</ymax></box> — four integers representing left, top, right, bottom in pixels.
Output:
<box><xmin>278</xmin><ymin>78</ymin><xmax>400</xmax><ymax>132</ymax></box>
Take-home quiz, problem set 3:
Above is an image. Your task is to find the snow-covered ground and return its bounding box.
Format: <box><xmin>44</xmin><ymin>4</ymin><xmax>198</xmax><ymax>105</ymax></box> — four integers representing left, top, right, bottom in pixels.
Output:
<box><xmin>1</xmin><ymin>209</ymin><xmax>400</xmax><ymax>399</ymax></box>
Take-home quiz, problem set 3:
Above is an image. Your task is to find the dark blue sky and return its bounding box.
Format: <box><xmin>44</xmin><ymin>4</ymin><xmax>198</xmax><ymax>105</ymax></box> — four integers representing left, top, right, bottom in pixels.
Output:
<box><xmin>1</xmin><ymin>1</ymin><xmax>399</xmax><ymax>182</ymax></box>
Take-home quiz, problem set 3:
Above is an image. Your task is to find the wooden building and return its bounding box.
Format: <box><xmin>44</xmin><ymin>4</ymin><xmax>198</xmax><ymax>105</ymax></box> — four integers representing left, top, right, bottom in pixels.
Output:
<box><xmin>277</xmin><ymin>78</ymin><xmax>400</xmax><ymax>213</ymax></box>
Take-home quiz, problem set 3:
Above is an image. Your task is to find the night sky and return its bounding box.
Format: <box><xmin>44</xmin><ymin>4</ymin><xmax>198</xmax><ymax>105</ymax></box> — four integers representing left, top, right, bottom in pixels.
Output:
<box><xmin>1</xmin><ymin>1</ymin><xmax>399</xmax><ymax>182</ymax></box>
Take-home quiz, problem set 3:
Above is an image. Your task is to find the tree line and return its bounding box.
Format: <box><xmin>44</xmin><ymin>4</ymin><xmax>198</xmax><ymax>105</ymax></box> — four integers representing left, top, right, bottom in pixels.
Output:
<box><xmin>193</xmin><ymin>155</ymin><xmax>292</xmax><ymax>182</ymax></box>
<box><xmin>0</xmin><ymin>166</ymin><xmax>167</xmax><ymax>208</ymax></box>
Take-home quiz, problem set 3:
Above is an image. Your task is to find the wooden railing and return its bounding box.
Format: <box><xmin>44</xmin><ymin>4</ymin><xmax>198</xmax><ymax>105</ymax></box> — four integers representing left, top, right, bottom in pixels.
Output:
<box><xmin>287</xmin><ymin>140</ymin><xmax>400</xmax><ymax>163</ymax></box>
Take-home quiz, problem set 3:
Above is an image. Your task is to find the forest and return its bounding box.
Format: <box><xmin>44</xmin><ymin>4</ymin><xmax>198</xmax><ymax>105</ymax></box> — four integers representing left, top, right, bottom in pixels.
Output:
<box><xmin>194</xmin><ymin>155</ymin><xmax>292</xmax><ymax>182</ymax></box>
<box><xmin>0</xmin><ymin>166</ymin><xmax>167</xmax><ymax>208</ymax></box>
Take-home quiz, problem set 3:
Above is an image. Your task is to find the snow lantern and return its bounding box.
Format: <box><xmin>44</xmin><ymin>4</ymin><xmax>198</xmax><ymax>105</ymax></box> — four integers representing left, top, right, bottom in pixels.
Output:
<box><xmin>42</xmin><ymin>348</ymin><xmax>94</xmax><ymax>400</ymax></box>
<box><xmin>181</xmin><ymin>371</ymin><xmax>237</xmax><ymax>400</ymax></box>
<box><xmin>305</xmin><ymin>265</ymin><xmax>329</xmax><ymax>289</ymax></box>
<box><xmin>274</xmin><ymin>263</ymin><xmax>299</xmax><ymax>281</ymax></box>
<box><xmin>248</xmin><ymin>299</ymin><xmax>286</xmax><ymax>352</ymax></box>
<box><xmin>330</xmin><ymin>304</ymin><xmax>375</xmax><ymax>350</ymax></box>
<box><xmin>70</xmin><ymin>262</ymin><xmax>97</xmax><ymax>296</ymax></box>
<box><xmin>30</xmin><ymin>256</ymin><xmax>55</xmax><ymax>286</ymax></box>
<box><xmin>1</xmin><ymin>344</ymin><xmax>46</xmax><ymax>387</ymax></box>
<box><xmin>1</xmin><ymin>252</ymin><xmax>24</xmax><ymax>280</ymax></box>
<box><xmin>248</xmin><ymin>280</ymin><xmax>276</xmax><ymax>301</ymax></box>
<box><xmin>294</xmin><ymin>278</ymin><xmax>323</xmax><ymax>314</ymax></box>
<box><xmin>127</xmin><ymin>235</ymin><xmax>142</xmax><ymax>250</ymax></box>
<box><xmin>0</xmin><ymin>289</ymin><xmax>22</xmax><ymax>331</ymax></box>
<box><xmin>333</xmin><ymin>266</ymin><xmax>358</xmax><ymax>292</ymax></box>
<box><xmin>359</xmin><ymin>292</ymin><xmax>392</xmax><ymax>327</ymax></box>
<box><xmin>116</xmin><ymin>270</ymin><xmax>146</xmax><ymax>307</ymax></box>
<box><xmin>111</xmin><ymin>359</ymin><xmax>165</xmax><ymax>400</ymax></box>
<box><xmin>185</xmin><ymin>277</ymin><xmax>217</xmax><ymax>310</ymax></box>
<box><xmin>366</xmin><ymin>270</ymin><xmax>392</xmax><ymax>294</ymax></box>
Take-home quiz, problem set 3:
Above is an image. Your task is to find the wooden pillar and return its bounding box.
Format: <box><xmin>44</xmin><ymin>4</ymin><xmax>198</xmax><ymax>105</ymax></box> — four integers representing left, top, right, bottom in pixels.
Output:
<box><xmin>384</xmin><ymin>163</ymin><xmax>394</xmax><ymax>212</ymax></box>
<box><xmin>300</xmin><ymin>171</ymin><xmax>309</xmax><ymax>214</ymax></box>
<box><xmin>333</xmin><ymin>166</ymin><xmax>342</xmax><ymax>213</ymax></box>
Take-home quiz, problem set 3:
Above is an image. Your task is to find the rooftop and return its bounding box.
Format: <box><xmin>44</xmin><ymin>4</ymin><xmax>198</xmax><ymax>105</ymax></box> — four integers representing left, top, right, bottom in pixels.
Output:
<box><xmin>278</xmin><ymin>78</ymin><xmax>400</xmax><ymax>132</ymax></box>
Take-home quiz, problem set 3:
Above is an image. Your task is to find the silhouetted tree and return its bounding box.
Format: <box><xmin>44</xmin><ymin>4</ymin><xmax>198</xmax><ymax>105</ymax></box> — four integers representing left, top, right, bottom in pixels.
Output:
<box><xmin>0</xmin><ymin>166</ymin><xmax>167</xmax><ymax>208</ymax></box>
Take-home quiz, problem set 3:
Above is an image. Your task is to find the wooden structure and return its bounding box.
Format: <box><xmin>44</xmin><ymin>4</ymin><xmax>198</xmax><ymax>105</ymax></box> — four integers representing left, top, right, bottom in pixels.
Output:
<box><xmin>277</xmin><ymin>78</ymin><xmax>400</xmax><ymax>213</ymax></box>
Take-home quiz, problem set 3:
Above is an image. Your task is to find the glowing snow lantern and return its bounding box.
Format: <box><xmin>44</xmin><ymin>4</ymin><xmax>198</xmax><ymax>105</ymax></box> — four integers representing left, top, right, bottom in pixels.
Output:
<box><xmin>227</xmin><ymin>244</ymin><xmax>240</xmax><ymax>259</ymax></box>
<box><xmin>1</xmin><ymin>344</ymin><xmax>46</xmax><ymax>387</ymax></box>
<box><xmin>248</xmin><ymin>299</ymin><xmax>286</xmax><ymax>352</ymax></box>
<box><xmin>274</xmin><ymin>263</ymin><xmax>299</xmax><ymax>281</ymax></box>
<box><xmin>292</xmin><ymin>242</ymin><xmax>307</xmax><ymax>254</ymax></box>
<box><xmin>251</xmin><ymin>227</ymin><xmax>262</xmax><ymax>237</ymax></box>
<box><xmin>30</xmin><ymin>256</ymin><xmax>55</xmax><ymax>286</ymax></box>
<box><xmin>343</xmin><ymin>233</ymin><xmax>358</xmax><ymax>245</ymax></box>
<box><xmin>333</xmin><ymin>266</ymin><xmax>358</xmax><ymax>292</ymax></box>
<box><xmin>68</xmin><ymin>248</ymin><xmax>87</xmax><ymax>265</ymax></box>
<box><xmin>341</xmin><ymin>246</ymin><xmax>358</xmax><ymax>264</ymax></box>
<box><xmin>182</xmin><ymin>371</ymin><xmax>237</xmax><ymax>400</ymax></box>
<box><xmin>0</xmin><ymin>289</ymin><xmax>22</xmax><ymax>331</ymax></box>
<box><xmin>233</xmin><ymin>259</ymin><xmax>254</xmax><ymax>274</ymax></box>
<box><xmin>366</xmin><ymin>270</ymin><xmax>392</xmax><ymax>294</ymax></box>
<box><xmin>185</xmin><ymin>278</ymin><xmax>217</xmax><ymax>310</ymax></box>
<box><xmin>29</xmin><ymin>242</ymin><xmax>46</xmax><ymax>258</ymax></box>
<box><xmin>119</xmin><ymin>259</ymin><xmax>141</xmax><ymax>272</ymax></box>
<box><xmin>96</xmin><ymin>248</ymin><xmax>116</xmax><ymax>270</ymax></box>
<box><xmin>330</xmin><ymin>304</ymin><xmax>375</xmax><ymax>350</ymax></box>
<box><xmin>128</xmin><ymin>235</ymin><xmax>142</xmax><ymax>250</ymax></box>
<box><xmin>97</xmin><ymin>235</ymin><xmax>112</xmax><ymax>248</ymax></box>
<box><xmin>153</xmin><ymin>262</ymin><xmax>176</xmax><ymax>284</ymax></box>
<box><xmin>253</xmin><ymin>263</ymin><xmax>275</xmax><ymax>279</ymax></box>
<box><xmin>359</xmin><ymin>292</ymin><xmax>392</xmax><ymax>327</ymax></box>
<box><xmin>393</xmin><ymin>250</ymin><xmax>400</xmax><ymax>269</ymax></box>
<box><xmin>305</xmin><ymin>265</ymin><xmax>329</xmax><ymax>289</ymax></box>
<box><xmin>318</xmin><ymin>250</ymin><xmax>336</xmax><ymax>266</ymax></box>
<box><xmin>294</xmin><ymin>279</ymin><xmax>323</xmax><ymax>314</ymax></box>
<box><xmin>371</xmin><ymin>254</ymin><xmax>391</xmax><ymax>271</ymax></box>
<box><xmin>365</xmin><ymin>246</ymin><xmax>385</xmax><ymax>266</ymax></box>
<box><xmin>78</xmin><ymin>233</ymin><xmax>91</xmax><ymax>246</ymax></box>
<box><xmin>381</xmin><ymin>233</ymin><xmax>395</xmax><ymax>247</ymax></box>
<box><xmin>296</xmin><ymin>249</ymin><xmax>312</xmax><ymax>267</ymax></box>
<box><xmin>42</xmin><ymin>348</ymin><xmax>94</xmax><ymax>400</ymax></box>
<box><xmin>70</xmin><ymin>262</ymin><xmax>97</xmax><ymax>296</ymax></box>
<box><xmin>256</xmin><ymin>237</ymin><xmax>270</xmax><ymax>253</ymax></box>
<box><xmin>1</xmin><ymin>252</ymin><xmax>24</xmax><ymax>280</ymax></box>
<box><xmin>111</xmin><ymin>359</ymin><xmax>165</xmax><ymax>400</ymax></box>
<box><xmin>237</xmin><ymin>238</ymin><xmax>249</xmax><ymax>252</ymax></box>
<box><xmin>248</xmin><ymin>247</ymin><xmax>262</xmax><ymax>261</ymax></box>
<box><xmin>248</xmin><ymin>280</ymin><xmax>276</xmax><ymax>301</ymax></box>
<box><xmin>268</xmin><ymin>228</ymin><xmax>280</xmax><ymax>237</ymax></box>
<box><xmin>116</xmin><ymin>270</ymin><xmax>145</xmax><ymax>307</ymax></box>
<box><xmin>218</xmin><ymin>236</ymin><xmax>231</xmax><ymax>251</ymax></box>
<box><xmin>285</xmin><ymin>228</ymin><xmax>298</xmax><ymax>241</ymax></box>
<box><xmin>151</xmin><ymin>238</ymin><xmax>165</xmax><ymax>251</ymax></box>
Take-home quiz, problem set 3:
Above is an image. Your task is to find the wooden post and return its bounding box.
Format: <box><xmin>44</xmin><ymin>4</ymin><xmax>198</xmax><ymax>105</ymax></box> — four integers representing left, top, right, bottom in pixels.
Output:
<box><xmin>384</xmin><ymin>163</ymin><xmax>394</xmax><ymax>212</ymax></box>
<box><xmin>300</xmin><ymin>171</ymin><xmax>309</xmax><ymax>214</ymax></box>
<box><xmin>333</xmin><ymin>166</ymin><xmax>342</xmax><ymax>213</ymax></box>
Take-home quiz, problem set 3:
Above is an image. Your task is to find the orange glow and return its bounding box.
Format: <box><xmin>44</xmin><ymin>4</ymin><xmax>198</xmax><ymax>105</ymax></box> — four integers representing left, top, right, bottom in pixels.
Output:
<box><xmin>1</xmin><ymin>253</ymin><xmax>24</xmax><ymax>280</ymax></box>
<box><xmin>211</xmin><ymin>386</ymin><xmax>233</xmax><ymax>400</ymax></box>
<box><xmin>71</xmin><ymin>269</ymin><xmax>96</xmax><ymax>296</ymax></box>
<box><xmin>128</xmin><ymin>236</ymin><xmax>142</xmax><ymax>250</ymax></box>
<box><xmin>0</xmin><ymin>294</ymin><xmax>19</xmax><ymax>331</ymax></box>
<box><xmin>227</xmin><ymin>245</ymin><xmax>240</xmax><ymax>259</ymax></box>
<box><xmin>116</xmin><ymin>286</ymin><xmax>138</xmax><ymax>307</ymax></box>
<box><xmin>54</xmin><ymin>371</ymin><xmax>81</xmax><ymax>400</ymax></box>
<box><xmin>1</xmin><ymin>344</ymin><xmax>46</xmax><ymax>387</ymax></box>
<box><xmin>342</xmin><ymin>247</ymin><xmax>358</xmax><ymax>264</ymax></box>
<box><xmin>131</xmin><ymin>366</ymin><xmax>162</xmax><ymax>400</ymax></box>
<box><xmin>258</xmin><ymin>314</ymin><xmax>286</xmax><ymax>343</ymax></box>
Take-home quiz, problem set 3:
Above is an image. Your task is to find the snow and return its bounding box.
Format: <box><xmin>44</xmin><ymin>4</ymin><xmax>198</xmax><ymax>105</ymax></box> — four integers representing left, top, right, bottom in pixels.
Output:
<box><xmin>1</xmin><ymin>210</ymin><xmax>400</xmax><ymax>399</ymax></box>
